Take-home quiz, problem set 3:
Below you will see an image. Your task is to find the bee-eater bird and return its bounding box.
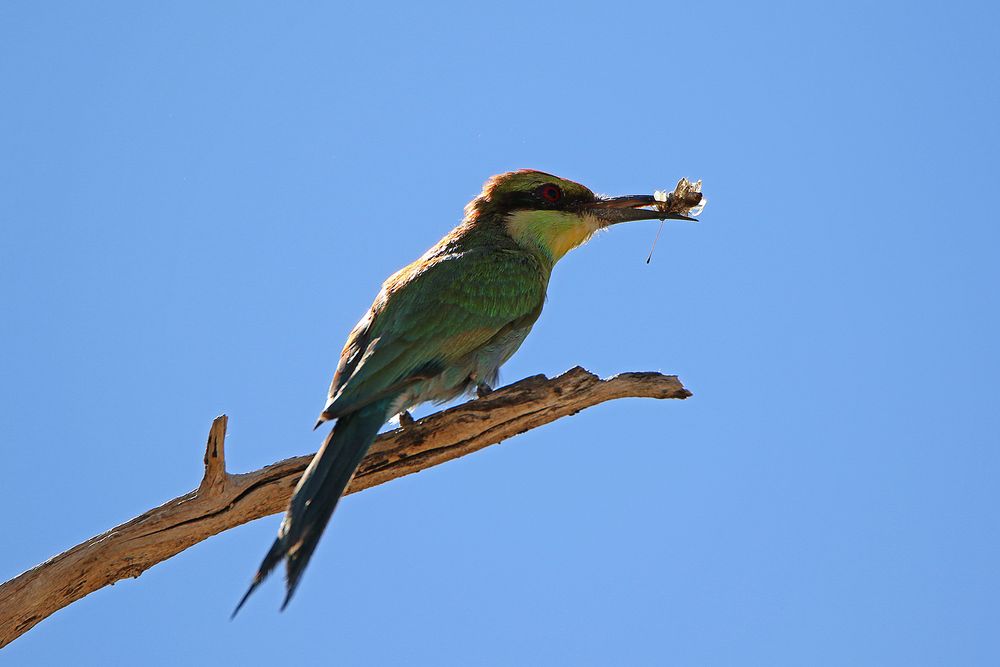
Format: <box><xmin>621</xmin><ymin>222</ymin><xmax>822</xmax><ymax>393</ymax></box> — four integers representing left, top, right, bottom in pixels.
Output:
<box><xmin>234</xmin><ymin>169</ymin><xmax>697</xmax><ymax>614</ymax></box>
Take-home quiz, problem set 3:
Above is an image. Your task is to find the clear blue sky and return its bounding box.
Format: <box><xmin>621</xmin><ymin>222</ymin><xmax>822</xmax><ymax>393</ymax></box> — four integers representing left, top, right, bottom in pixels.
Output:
<box><xmin>2</xmin><ymin>1</ymin><xmax>998</xmax><ymax>664</ymax></box>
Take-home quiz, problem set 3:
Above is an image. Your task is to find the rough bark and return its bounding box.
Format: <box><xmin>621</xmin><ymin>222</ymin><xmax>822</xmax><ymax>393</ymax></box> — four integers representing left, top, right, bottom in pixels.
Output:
<box><xmin>0</xmin><ymin>366</ymin><xmax>689</xmax><ymax>648</ymax></box>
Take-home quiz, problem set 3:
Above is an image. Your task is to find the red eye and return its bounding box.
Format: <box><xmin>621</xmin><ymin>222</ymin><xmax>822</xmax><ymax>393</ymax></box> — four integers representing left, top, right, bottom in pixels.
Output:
<box><xmin>539</xmin><ymin>184</ymin><xmax>563</xmax><ymax>203</ymax></box>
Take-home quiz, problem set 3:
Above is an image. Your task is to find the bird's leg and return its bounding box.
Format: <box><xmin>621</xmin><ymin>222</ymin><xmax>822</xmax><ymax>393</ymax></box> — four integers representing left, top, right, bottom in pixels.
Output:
<box><xmin>475</xmin><ymin>381</ymin><xmax>493</xmax><ymax>399</ymax></box>
<box><xmin>397</xmin><ymin>410</ymin><xmax>415</xmax><ymax>427</ymax></box>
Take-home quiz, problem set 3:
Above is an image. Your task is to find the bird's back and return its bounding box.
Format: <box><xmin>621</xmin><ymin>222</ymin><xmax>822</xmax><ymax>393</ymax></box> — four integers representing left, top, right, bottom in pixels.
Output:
<box><xmin>318</xmin><ymin>220</ymin><xmax>550</xmax><ymax>423</ymax></box>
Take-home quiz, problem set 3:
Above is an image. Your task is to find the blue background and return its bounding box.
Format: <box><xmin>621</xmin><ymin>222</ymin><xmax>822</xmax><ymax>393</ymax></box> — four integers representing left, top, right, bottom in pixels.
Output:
<box><xmin>2</xmin><ymin>2</ymin><xmax>998</xmax><ymax>664</ymax></box>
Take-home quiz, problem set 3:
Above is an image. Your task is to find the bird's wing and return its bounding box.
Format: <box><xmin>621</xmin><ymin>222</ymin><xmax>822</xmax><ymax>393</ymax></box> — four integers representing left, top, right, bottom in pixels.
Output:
<box><xmin>318</xmin><ymin>247</ymin><xmax>547</xmax><ymax>421</ymax></box>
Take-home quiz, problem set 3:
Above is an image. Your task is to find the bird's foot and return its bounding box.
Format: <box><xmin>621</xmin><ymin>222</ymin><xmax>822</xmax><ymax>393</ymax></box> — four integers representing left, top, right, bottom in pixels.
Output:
<box><xmin>397</xmin><ymin>410</ymin><xmax>415</xmax><ymax>427</ymax></box>
<box><xmin>476</xmin><ymin>382</ymin><xmax>493</xmax><ymax>399</ymax></box>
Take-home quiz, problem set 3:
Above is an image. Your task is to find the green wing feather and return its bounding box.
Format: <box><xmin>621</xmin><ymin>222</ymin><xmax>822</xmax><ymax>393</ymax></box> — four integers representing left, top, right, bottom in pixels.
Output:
<box><xmin>319</xmin><ymin>247</ymin><xmax>548</xmax><ymax>421</ymax></box>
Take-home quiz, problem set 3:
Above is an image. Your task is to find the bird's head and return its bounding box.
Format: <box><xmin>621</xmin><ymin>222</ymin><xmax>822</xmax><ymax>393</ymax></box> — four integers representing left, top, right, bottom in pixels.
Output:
<box><xmin>465</xmin><ymin>169</ymin><xmax>695</xmax><ymax>264</ymax></box>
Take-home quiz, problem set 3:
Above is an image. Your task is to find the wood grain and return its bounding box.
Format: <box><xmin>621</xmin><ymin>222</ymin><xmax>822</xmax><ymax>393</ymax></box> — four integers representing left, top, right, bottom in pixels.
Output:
<box><xmin>0</xmin><ymin>367</ymin><xmax>689</xmax><ymax>648</ymax></box>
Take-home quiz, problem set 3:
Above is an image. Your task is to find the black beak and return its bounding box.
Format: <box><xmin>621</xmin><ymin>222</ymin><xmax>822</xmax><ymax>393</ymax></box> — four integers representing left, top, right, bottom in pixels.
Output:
<box><xmin>587</xmin><ymin>194</ymin><xmax>698</xmax><ymax>226</ymax></box>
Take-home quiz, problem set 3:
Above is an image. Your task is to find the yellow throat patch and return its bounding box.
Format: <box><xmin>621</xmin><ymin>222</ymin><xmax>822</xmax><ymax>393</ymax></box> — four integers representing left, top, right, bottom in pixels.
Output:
<box><xmin>505</xmin><ymin>209</ymin><xmax>601</xmax><ymax>263</ymax></box>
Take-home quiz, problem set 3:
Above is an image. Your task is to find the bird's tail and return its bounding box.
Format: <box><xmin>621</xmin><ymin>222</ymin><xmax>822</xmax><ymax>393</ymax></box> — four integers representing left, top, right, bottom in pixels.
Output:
<box><xmin>233</xmin><ymin>397</ymin><xmax>393</xmax><ymax>616</ymax></box>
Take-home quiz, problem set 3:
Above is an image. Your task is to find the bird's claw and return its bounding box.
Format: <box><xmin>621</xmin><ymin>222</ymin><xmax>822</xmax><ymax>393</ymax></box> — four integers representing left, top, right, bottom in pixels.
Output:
<box><xmin>398</xmin><ymin>410</ymin><xmax>415</xmax><ymax>427</ymax></box>
<box><xmin>476</xmin><ymin>382</ymin><xmax>493</xmax><ymax>399</ymax></box>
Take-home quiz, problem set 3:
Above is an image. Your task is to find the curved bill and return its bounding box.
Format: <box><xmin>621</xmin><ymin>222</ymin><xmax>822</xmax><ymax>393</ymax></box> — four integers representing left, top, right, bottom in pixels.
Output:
<box><xmin>587</xmin><ymin>194</ymin><xmax>699</xmax><ymax>226</ymax></box>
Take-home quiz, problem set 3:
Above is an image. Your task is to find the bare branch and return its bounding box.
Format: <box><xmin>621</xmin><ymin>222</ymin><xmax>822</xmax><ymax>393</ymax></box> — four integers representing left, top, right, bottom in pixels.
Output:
<box><xmin>0</xmin><ymin>367</ymin><xmax>689</xmax><ymax>647</ymax></box>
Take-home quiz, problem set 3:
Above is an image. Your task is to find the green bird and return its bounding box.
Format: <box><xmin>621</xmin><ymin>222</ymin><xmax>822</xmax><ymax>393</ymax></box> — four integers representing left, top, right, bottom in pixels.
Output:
<box><xmin>234</xmin><ymin>169</ymin><xmax>696</xmax><ymax>613</ymax></box>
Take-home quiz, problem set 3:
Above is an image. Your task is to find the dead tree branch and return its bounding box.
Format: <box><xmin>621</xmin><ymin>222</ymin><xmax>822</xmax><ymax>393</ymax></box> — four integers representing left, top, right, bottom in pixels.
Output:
<box><xmin>0</xmin><ymin>366</ymin><xmax>690</xmax><ymax>647</ymax></box>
